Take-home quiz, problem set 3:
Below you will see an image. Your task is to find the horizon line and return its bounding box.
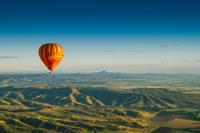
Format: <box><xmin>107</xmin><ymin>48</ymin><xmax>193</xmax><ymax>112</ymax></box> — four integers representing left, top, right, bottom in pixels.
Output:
<box><xmin>0</xmin><ymin>71</ymin><xmax>200</xmax><ymax>75</ymax></box>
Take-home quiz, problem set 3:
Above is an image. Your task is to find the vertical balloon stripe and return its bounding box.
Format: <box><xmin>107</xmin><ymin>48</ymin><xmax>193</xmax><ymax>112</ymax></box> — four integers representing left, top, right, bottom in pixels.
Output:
<box><xmin>52</xmin><ymin>44</ymin><xmax>55</xmax><ymax>53</ymax></box>
<box><xmin>48</xmin><ymin>44</ymin><xmax>51</xmax><ymax>53</ymax></box>
<box><xmin>54</xmin><ymin>44</ymin><xmax>57</xmax><ymax>53</ymax></box>
<box><xmin>42</xmin><ymin>45</ymin><xmax>49</xmax><ymax>69</ymax></box>
<box><xmin>57</xmin><ymin>45</ymin><xmax>61</xmax><ymax>52</ymax></box>
<box><xmin>44</xmin><ymin>45</ymin><xmax>48</xmax><ymax>66</ymax></box>
<box><xmin>55</xmin><ymin>45</ymin><xmax>59</xmax><ymax>53</ymax></box>
<box><xmin>51</xmin><ymin>44</ymin><xmax>54</xmax><ymax>54</ymax></box>
<box><xmin>53</xmin><ymin>44</ymin><xmax>57</xmax><ymax>53</ymax></box>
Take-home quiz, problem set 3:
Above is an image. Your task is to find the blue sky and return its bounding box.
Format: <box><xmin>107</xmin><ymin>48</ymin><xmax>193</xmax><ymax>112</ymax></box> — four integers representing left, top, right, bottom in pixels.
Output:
<box><xmin>0</xmin><ymin>0</ymin><xmax>200</xmax><ymax>73</ymax></box>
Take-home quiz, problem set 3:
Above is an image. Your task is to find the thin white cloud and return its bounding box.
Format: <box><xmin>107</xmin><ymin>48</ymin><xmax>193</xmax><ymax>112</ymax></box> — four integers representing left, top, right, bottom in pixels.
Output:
<box><xmin>0</xmin><ymin>56</ymin><xmax>19</xmax><ymax>59</ymax></box>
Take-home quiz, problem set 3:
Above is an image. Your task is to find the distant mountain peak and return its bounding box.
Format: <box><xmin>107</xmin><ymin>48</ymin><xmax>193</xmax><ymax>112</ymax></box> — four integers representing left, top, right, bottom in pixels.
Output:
<box><xmin>97</xmin><ymin>71</ymin><xmax>109</xmax><ymax>74</ymax></box>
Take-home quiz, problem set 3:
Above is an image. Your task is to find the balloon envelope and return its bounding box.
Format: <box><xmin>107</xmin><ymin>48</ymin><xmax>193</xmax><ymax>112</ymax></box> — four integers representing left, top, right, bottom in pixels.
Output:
<box><xmin>38</xmin><ymin>43</ymin><xmax>64</xmax><ymax>73</ymax></box>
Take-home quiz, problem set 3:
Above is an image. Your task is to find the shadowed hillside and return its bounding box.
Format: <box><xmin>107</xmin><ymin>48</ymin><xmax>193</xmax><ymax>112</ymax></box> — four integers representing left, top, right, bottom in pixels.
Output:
<box><xmin>0</xmin><ymin>87</ymin><xmax>200</xmax><ymax>110</ymax></box>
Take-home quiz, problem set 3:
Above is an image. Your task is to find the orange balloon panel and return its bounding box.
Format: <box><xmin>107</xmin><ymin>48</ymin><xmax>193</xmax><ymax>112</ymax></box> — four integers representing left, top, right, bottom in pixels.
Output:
<box><xmin>38</xmin><ymin>43</ymin><xmax>64</xmax><ymax>73</ymax></box>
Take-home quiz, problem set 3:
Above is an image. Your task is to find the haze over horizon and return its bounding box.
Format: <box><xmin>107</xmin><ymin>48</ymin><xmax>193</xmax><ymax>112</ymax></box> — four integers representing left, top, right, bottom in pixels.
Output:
<box><xmin>1</xmin><ymin>0</ymin><xmax>200</xmax><ymax>73</ymax></box>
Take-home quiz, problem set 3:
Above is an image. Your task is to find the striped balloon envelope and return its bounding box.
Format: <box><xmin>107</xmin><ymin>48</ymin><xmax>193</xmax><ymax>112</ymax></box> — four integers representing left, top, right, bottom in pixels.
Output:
<box><xmin>38</xmin><ymin>43</ymin><xmax>64</xmax><ymax>74</ymax></box>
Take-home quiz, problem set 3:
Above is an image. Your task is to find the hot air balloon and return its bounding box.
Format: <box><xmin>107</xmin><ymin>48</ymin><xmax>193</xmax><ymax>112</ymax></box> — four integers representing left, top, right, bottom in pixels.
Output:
<box><xmin>38</xmin><ymin>43</ymin><xmax>64</xmax><ymax>74</ymax></box>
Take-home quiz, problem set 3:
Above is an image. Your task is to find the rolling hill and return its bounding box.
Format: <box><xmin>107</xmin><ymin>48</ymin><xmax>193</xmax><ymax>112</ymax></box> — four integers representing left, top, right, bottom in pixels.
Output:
<box><xmin>0</xmin><ymin>87</ymin><xmax>200</xmax><ymax>110</ymax></box>
<box><xmin>0</xmin><ymin>74</ymin><xmax>200</xmax><ymax>133</ymax></box>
